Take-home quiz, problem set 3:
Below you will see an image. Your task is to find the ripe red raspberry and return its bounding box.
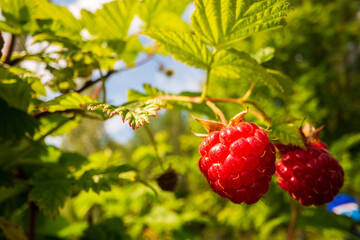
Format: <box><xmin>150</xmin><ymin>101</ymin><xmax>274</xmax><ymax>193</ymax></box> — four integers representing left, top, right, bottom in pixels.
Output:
<box><xmin>198</xmin><ymin>121</ymin><xmax>276</xmax><ymax>204</ymax></box>
<box><xmin>276</xmin><ymin>146</ymin><xmax>344</xmax><ymax>206</ymax></box>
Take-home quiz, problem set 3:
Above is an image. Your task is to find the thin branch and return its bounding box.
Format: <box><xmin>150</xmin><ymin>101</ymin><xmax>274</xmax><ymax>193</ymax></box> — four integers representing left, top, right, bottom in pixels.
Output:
<box><xmin>75</xmin><ymin>52</ymin><xmax>155</xmax><ymax>93</ymax></box>
<box><xmin>34</xmin><ymin>109</ymin><xmax>83</xmax><ymax>119</ymax></box>
<box><xmin>144</xmin><ymin>125</ymin><xmax>165</xmax><ymax>171</ymax></box>
<box><xmin>28</xmin><ymin>201</ymin><xmax>38</xmax><ymax>240</ymax></box>
<box><xmin>4</xmin><ymin>34</ymin><xmax>16</xmax><ymax>64</ymax></box>
<box><xmin>287</xmin><ymin>199</ymin><xmax>303</xmax><ymax>240</ymax></box>
<box><xmin>35</xmin><ymin>115</ymin><xmax>75</xmax><ymax>142</ymax></box>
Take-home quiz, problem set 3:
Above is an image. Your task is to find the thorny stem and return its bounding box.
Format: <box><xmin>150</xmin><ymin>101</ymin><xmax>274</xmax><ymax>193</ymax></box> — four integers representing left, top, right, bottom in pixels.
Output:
<box><xmin>205</xmin><ymin>100</ymin><xmax>227</xmax><ymax>125</ymax></box>
<box><xmin>144</xmin><ymin>125</ymin><xmax>165</xmax><ymax>171</ymax></box>
<box><xmin>287</xmin><ymin>199</ymin><xmax>303</xmax><ymax>240</ymax></box>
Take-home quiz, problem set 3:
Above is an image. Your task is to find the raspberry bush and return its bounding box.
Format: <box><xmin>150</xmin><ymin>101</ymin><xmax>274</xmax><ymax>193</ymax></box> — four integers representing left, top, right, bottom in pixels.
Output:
<box><xmin>0</xmin><ymin>0</ymin><xmax>357</xmax><ymax>239</ymax></box>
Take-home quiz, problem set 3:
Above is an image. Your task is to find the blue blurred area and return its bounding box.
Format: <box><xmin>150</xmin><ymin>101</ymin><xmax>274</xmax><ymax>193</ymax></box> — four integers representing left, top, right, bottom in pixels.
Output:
<box><xmin>327</xmin><ymin>194</ymin><xmax>360</xmax><ymax>222</ymax></box>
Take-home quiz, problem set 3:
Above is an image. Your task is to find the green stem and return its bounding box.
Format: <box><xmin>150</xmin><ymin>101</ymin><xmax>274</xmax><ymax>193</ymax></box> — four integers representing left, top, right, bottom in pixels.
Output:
<box><xmin>199</xmin><ymin>48</ymin><xmax>218</xmax><ymax>102</ymax></box>
<box><xmin>144</xmin><ymin>125</ymin><xmax>165</xmax><ymax>171</ymax></box>
<box><xmin>287</xmin><ymin>199</ymin><xmax>303</xmax><ymax>240</ymax></box>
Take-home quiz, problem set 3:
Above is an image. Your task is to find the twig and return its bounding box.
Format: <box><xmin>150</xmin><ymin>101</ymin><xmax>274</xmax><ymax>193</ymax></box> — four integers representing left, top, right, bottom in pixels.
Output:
<box><xmin>4</xmin><ymin>34</ymin><xmax>15</xmax><ymax>64</ymax></box>
<box><xmin>144</xmin><ymin>125</ymin><xmax>165</xmax><ymax>170</ymax></box>
<box><xmin>287</xmin><ymin>199</ymin><xmax>303</xmax><ymax>240</ymax></box>
<box><xmin>28</xmin><ymin>201</ymin><xmax>37</xmax><ymax>240</ymax></box>
<box><xmin>75</xmin><ymin>52</ymin><xmax>155</xmax><ymax>93</ymax></box>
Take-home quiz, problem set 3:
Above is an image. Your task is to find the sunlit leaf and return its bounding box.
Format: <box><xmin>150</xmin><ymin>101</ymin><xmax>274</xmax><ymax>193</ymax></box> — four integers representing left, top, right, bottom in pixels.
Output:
<box><xmin>191</xmin><ymin>0</ymin><xmax>291</xmax><ymax>48</ymax></box>
<box><xmin>39</xmin><ymin>93</ymin><xmax>98</xmax><ymax>112</ymax></box>
<box><xmin>80</xmin><ymin>0</ymin><xmax>137</xmax><ymax>40</ymax></box>
<box><xmin>139</xmin><ymin>0</ymin><xmax>192</xmax><ymax>32</ymax></box>
<box><xmin>146</xmin><ymin>31</ymin><xmax>212</xmax><ymax>69</ymax></box>
<box><xmin>211</xmin><ymin>49</ymin><xmax>284</xmax><ymax>95</ymax></box>
<box><xmin>251</xmin><ymin>47</ymin><xmax>275</xmax><ymax>64</ymax></box>
<box><xmin>87</xmin><ymin>99</ymin><xmax>166</xmax><ymax>130</ymax></box>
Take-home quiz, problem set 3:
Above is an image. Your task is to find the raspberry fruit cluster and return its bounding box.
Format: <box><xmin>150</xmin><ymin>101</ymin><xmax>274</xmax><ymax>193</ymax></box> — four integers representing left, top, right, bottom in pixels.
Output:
<box><xmin>275</xmin><ymin>126</ymin><xmax>345</xmax><ymax>206</ymax></box>
<box><xmin>197</xmin><ymin>111</ymin><xmax>275</xmax><ymax>204</ymax></box>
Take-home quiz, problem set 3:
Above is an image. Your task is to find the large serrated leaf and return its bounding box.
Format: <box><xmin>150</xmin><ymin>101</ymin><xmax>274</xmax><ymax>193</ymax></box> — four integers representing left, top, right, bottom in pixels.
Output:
<box><xmin>39</xmin><ymin>93</ymin><xmax>98</xmax><ymax>112</ymax></box>
<box><xmin>29</xmin><ymin>167</ymin><xmax>73</xmax><ymax>216</ymax></box>
<box><xmin>191</xmin><ymin>0</ymin><xmax>290</xmax><ymax>48</ymax></box>
<box><xmin>146</xmin><ymin>31</ymin><xmax>212</xmax><ymax>69</ymax></box>
<box><xmin>211</xmin><ymin>49</ymin><xmax>284</xmax><ymax>95</ymax></box>
<box><xmin>87</xmin><ymin>99</ymin><xmax>166</xmax><ymax>130</ymax></box>
<box><xmin>81</xmin><ymin>0</ymin><xmax>137</xmax><ymax>40</ymax></box>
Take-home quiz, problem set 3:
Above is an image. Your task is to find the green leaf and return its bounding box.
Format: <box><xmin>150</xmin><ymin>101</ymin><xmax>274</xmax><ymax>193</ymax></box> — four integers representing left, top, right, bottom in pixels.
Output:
<box><xmin>34</xmin><ymin>113</ymin><xmax>81</xmax><ymax>139</ymax></box>
<box><xmin>139</xmin><ymin>0</ymin><xmax>192</xmax><ymax>32</ymax></box>
<box><xmin>0</xmin><ymin>66</ymin><xmax>32</xmax><ymax>111</ymax></box>
<box><xmin>251</xmin><ymin>47</ymin><xmax>275</xmax><ymax>63</ymax></box>
<box><xmin>270</xmin><ymin>123</ymin><xmax>305</xmax><ymax>148</ymax></box>
<box><xmin>146</xmin><ymin>31</ymin><xmax>212</xmax><ymax>69</ymax></box>
<box><xmin>29</xmin><ymin>167</ymin><xmax>73</xmax><ymax>216</ymax></box>
<box><xmin>76</xmin><ymin>165</ymin><xmax>136</xmax><ymax>193</ymax></box>
<box><xmin>211</xmin><ymin>49</ymin><xmax>284</xmax><ymax>95</ymax></box>
<box><xmin>121</xmin><ymin>36</ymin><xmax>144</xmax><ymax>66</ymax></box>
<box><xmin>34</xmin><ymin>0</ymin><xmax>82</xmax><ymax>39</ymax></box>
<box><xmin>191</xmin><ymin>0</ymin><xmax>290</xmax><ymax>48</ymax></box>
<box><xmin>0</xmin><ymin>98</ymin><xmax>39</xmax><ymax>141</ymax></box>
<box><xmin>0</xmin><ymin>217</ymin><xmax>27</xmax><ymax>240</ymax></box>
<box><xmin>39</xmin><ymin>93</ymin><xmax>98</xmax><ymax>112</ymax></box>
<box><xmin>0</xmin><ymin>0</ymin><xmax>38</xmax><ymax>34</ymax></box>
<box><xmin>87</xmin><ymin>99</ymin><xmax>166</xmax><ymax>130</ymax></box>
<box><xmin>80</xmin><ymin>0</ymin><xmax>137</xmax><ymax>40</ymax></box>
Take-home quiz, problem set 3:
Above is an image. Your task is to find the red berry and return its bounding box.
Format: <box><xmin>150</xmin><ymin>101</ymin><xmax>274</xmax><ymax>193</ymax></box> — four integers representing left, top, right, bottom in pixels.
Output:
<box><xmin>276</xmin><ymin>147</ymin><xmax>344</xmax><ymax>206</ymax></box>
<box><xmin>199</xmin><ymin>122</ymin><xmax>275</xmax><ymax>204</ymax></box>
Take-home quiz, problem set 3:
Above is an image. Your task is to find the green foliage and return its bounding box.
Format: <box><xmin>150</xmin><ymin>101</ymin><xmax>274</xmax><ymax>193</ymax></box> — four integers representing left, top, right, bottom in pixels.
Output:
<box><xmin>39</xmin><ymin>93</ymin><xmax>98</xmax><ymax>112</ymax></box>
<box><xmin>0</xmin><ymin>0</ymin><xmax>358</xmax><ymax>239</ymax></box>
